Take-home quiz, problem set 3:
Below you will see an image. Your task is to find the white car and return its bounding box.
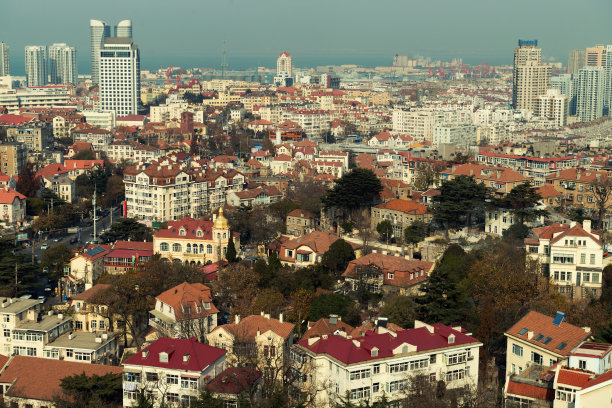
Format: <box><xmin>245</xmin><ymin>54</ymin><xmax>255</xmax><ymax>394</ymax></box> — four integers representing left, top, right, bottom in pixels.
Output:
<box><xmin>40</xmin><ymin>244</ymin><xmax>48</xmax><ymax>251</ymax></box>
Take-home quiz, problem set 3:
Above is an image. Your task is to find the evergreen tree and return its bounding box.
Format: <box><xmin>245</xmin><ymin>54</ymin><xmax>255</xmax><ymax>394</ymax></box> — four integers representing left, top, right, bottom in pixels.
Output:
<box><xmin>495</xmin><ymin>182</ymin><xmax>548</xmax><ymax>224</ymax></box>
<box><xmin>376</xmin><ymin>220</ymin><xmax>393</xmax><ymax>242</ymax></box>
<box><xmin>432</xmin><ymin>175</ymin><xmax>490</xmax><ymax>231</ymax></box>
<box><xmin>321</xmin><ymin>239</ymin><xmax>356</xmax><ymax>275</ymax></box>
<box><xmin>226</xmin><ymin>237</ymin><xmax>237</xmax><ymax>262</ymax></box>
<box><xmin>16</xmin><ymin>162</ymin><xmax>40</xmax><ymax>197</ymax></box>
<box><xmin>322</xmin><ymin>168</ymin><xmax>382</xmax><ymax>211</ymax></box>
<box><xmin>404</xmin><ymin>221</ymin><xmax>429</xmax><ymax>245</ymax></box>
<box><xmin>414</xmin><ymin>268</ymin><xmax>470</xmax><ymax>325</ymax></box>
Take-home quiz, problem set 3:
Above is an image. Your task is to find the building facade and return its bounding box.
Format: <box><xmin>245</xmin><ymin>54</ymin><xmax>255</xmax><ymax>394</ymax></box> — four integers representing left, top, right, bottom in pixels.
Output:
<box><xmin>0</xmin><ymin>142</ymin><xmax>25</xmax><ymax>176</ymax></box>
<box><xmin>99</xmin><ymin>37</ymin><xmax>140</xmax><ymax>116</ymax></box>
<box><xmin>0</xmin><ymin>42</ymin><xmax>9</xmax><ymax>76</ymax></box>
<box><xmin>512</xmin><ymin>40</ymin><xmax>551</xmax><ymax>111</ymax></box>
<box><xmin>24</xmin><ymin>45</ymin><xmax>47</xmax><ymax>87</ymax></box>
<box><xmin>48</xmin><ymin>43</ymin><xmax>77</xmax><ymax>85</ymax></box>
<box><xmin>90</xmin><ymin>19</ymin><xmax>111</xmax><ymax>85</ymax></box>
<box><xmin>577</xmin><ymin>66</ymin><xmax>605</xmax><ymax>122</ymax></box>
<box><xmin>536</xmin><ymin>88</ymin><xmax>568</xmax><ymax>127</ymax></box>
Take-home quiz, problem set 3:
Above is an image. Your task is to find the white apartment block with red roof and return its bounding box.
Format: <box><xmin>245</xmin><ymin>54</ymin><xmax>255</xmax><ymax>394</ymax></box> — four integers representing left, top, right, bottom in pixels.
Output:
<box><xmin>123</xmin><ymin>337</ymin><xmax>227</xmax><ymax>407</ymax></box>
<box><xmin>292</xmin><ymin>320</ymin><xmax>482</xmax><ymax>407</ymax></box>
<box><xmin>525</xmin><ymin>221</ymin><xmax>604</xmax><ymax>299</ymax></box>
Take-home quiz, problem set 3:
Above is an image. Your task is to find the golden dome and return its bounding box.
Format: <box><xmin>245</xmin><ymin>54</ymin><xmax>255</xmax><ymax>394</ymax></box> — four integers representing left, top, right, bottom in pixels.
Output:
<box><xmin>214</xmin><ymin>207</ymin><xmax>229</xmax><ymax>229</ymax></box>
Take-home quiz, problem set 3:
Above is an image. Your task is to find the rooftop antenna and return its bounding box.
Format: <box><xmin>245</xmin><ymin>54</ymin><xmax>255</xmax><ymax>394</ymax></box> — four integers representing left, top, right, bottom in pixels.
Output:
<box><xmin>221</xmin><ymin>40</ymin><xmax>228</xmax><ymax>79</ymax></box>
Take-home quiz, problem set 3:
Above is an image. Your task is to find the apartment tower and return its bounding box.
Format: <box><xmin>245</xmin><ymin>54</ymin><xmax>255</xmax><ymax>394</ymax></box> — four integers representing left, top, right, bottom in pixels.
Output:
<box><xmin>99</xmin><ymin>37</ymin><xmax>140</xmax><ymax>116</ymax></box>
<box><xmin>0</xmin><ymin>42</ymin><xmax>9</xmax><ymax>76</ymax></box>
<box><xmin>586</xmin><ymin>45</ymin><xmax>606</xmax><ymax>67</ymax></box>
<box><xmin>48</xmin><ymin>43</ymin><xmax>77</xmax><ymax>85</ymax></box>
<box><xmin>24</xmin><ymin>46</ymin><xmax>47</xmax><ymax>86</ymax></box>
<box><xmin>577</xmin><ymin>66</ymin><xmax>605</xmax><ymax>122</ymax></box>
<box><xmin>90</xmin><ymin>20</ymin><xmax>111</xmax><ymax>85</ymax></box>
<box><xmin>512</xmin><ymin>40</ymin><xmax>551</xmax><ymax>111</ymax></box>
<box><xmin>568</xmin><ymin>49</ymin><xmax>586</xmax><ymax>75</ymax></box>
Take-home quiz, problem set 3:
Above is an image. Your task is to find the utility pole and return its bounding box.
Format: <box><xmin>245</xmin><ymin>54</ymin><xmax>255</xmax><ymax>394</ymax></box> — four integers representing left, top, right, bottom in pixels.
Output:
<box><xmin>93</xmin><ymin>189</ymin><xmax>97</xmax><ymax>244</ymax></box>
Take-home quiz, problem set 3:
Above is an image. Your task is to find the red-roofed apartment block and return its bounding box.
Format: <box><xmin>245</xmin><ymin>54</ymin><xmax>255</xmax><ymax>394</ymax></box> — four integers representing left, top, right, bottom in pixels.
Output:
<box><xmin>123</xmin><ymin>337</ymin><xmax>226</xmax><ymax>407</ymax></box>
<box><xmin>293</xmin><ymin>320</ymin><xmax>482</xmax><ymax>407</ymax></box>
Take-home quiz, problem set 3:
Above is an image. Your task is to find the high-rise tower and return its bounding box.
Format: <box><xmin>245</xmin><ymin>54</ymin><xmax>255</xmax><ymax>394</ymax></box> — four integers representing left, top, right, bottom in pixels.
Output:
<box><xmin>90</xmin><ymin>19</ymin><xmax>111</xmax><ymax>85</ymax></box>
<box><xmin>115</xmin><ymin>20</ymin><xmax>132</xmax><ymax>38</ymax></box>
<box><xmin>577</xmin><ymin>66</ymin><xmax>605</xmax><ymax>122</ymax></box>
<box><xmin>568</xmin><ymin>49</ymin><xmax>586</xmax><ymax>75</ymax></box>
<box><xmin>49</xmin><ymin>43</ymin><xmax>77</xmax><ymax>84</ymax></box>
<box><xmin>25</xmin><ymin>45</ymin><xmax>48</xmax><ymax>86</ymax></box>
<box><xmin>512</xmin><ymin>40</ymin><xmax>551</xmax><ymax>111</ymax></box>
<box><xmin>586</xmin><ymin>45</ymin><xmax>606</xmax><ymax>68</ymax></box>
<box><xmin>0</xmin><ymin>42</ymin><xmax>9</xmax><ymax>76</ymax></box>
<box><xmin>99</xmin><ymin>37</ymin><xmax>140</xmax><ymax>116</ymax></box>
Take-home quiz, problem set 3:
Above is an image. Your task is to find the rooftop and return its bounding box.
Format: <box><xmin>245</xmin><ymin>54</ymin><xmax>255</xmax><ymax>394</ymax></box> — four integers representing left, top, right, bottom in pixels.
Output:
<box><xmin>0</xmin><ymin>297</ymin><xmax>40</xmax><ymax>314</ymax></box>
<box><xmin>49</xmin><ymin>331</ymin><xmax>116</xmax><ymax>350</ymax></box>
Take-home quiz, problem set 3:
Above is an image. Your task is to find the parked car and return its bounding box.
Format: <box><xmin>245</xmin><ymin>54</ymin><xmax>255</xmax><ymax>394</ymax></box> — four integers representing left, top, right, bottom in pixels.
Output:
<box><xmin>40</xmin><ymin>244</ymin><xmax>48</xmax><ymax>251</ymax></box>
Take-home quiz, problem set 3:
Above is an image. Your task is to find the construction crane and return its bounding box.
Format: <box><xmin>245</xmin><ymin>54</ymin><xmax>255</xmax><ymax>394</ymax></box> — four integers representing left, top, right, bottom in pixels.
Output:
<box><xmin>165</xmin><ymin>65</ymin><xmax>173</xmax><ymax>85</ymax></box>
<box><xmin>437</xmin><ymin>63</ymin><xmax>445</xmax><ymax>79</ymax></box>
<box><xmin>427</xmin><ymin>64</ymin><xmax>435</xmax><ymax>78</ymax></box>
<box><xmin>175</xmin><ymin>68</ymin><xmax>184</xmax><ymax>87</ymax></box>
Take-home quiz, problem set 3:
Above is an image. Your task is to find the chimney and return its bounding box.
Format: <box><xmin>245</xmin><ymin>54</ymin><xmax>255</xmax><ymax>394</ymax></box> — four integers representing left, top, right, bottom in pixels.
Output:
<box><xmin>329</xmin><ymin>315</ymin><xmax>338</xmax><ymax>325</ymax></box>
<box><xmin>183</xmin><ymin>354</ymin><xmax>190</xmax><ymax>363</ymax></box>
<box><xmin>95</xmin><ymin>336</ymin><xmax>102</xmax><ymax>343</ymax></box>
<box><xmin>68</xmin><ymin>332</ymin><xmax>74</xmax><ymax>340</ymax></box>
<box><xmin>583</xmin><ymin>220</ymin><xmax>591</xmax><ymax>233</ymax></box>
<box><xmin>142</xmin><ymin>350</ymin><xmax>149</xmax><ymax>358</ymax></box>
<box><xmin>235</xmin><ymin>314</ymin><xmax>241</xmax><ymax>324</ymax></box>
<box><xmin>264</xmin><ymin>314</ymin><xmax>270</xmax><ymax>320</ymax></box>
<box><xmin>47</xmin><ymin>311</ymin><xmax>53</xmax><ymax>316</ymax></box>
<box><xmin>570</xmin><ymin>221</ymin><xmax>577</xmax><ymax>228</ymax></box>
<box><xmin>58</xmin><ymin>314</ymin><xmax>64</xmax><ymax>320</ymax></box>
<box><xmin>279</xmin><ymin>313</ymin><xmax>284</xmax><ymax>323</ymax></box>
<box><xmin>307</xmin><ymin>336</ymin><xmax>320</xmax><ymax>346</ymax></box>
<box><xmin>527</xmin><ymin>331</ymin><xmax>535</xmax><ymax>340</ymax></box>
<box><xmin>260</xmin><ymin>311</ymin><xmax>264</xmax><ymax>316</ymax></box>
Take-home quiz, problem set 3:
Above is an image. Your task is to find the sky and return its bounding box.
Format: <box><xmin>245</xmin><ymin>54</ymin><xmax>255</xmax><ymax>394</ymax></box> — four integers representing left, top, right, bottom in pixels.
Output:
<box><xmin>2</xmin><ymin>0</ymin><xmax>611</xmax><ymax>74</ymax></box>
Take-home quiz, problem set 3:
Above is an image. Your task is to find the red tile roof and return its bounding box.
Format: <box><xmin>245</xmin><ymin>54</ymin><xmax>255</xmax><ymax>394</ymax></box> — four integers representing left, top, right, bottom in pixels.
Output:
<box><xmin>343</xmin><ymin>253</ymin><xmax>434</xmax><ymax>288</ymax></box>
<box><xmin>505</xmin><ymin>311</ymin><xmax>591</xmax><ymax>356</ymax></box>
<box><xmin>64</xmin><ymin>159</ymin><xmax>104</xmax><ymax>170</ymax></box>
<box><xmin>207</xmin><ymin>367</ymin><xmax>261</xmax><ymax>395</ymax></box>
<box><xmin>374</xmin><ymin>199</ymin><xmax>428</xmax><ymax>215</ymax></box>
<box><xmin>0</xmin><ymin>188</ymin><xmax>26</xmax><ymax>204</ymax></box>
<box><xmin>537</xmin><ymin>184</ymin><xmax>562</xmax><ymax>199</ymax></box>
<box><xmin>0</xmin><ymin>356</ymin><xmax>122</xmax><ymax>402</ymax></box>
<box><xmin>113</xmin><ymin>241</ymin><xmax>154</xmax><ymax>251</ymax></box>
<box><xmin>580</xmin><ymin>369</ymin><xmax>612</xmax><ymax>390</ymax></box>
<box><xmin>287</xmin><ymin>209</ymin><xmax>316</xmax><ymax>219</ymax></box>
<box><xmin>506</xmin><ymin>378</ymin><xmax>554</xmax><ymax>401</ymax></box>
<box><xmin>124</xmin><ymin>337</ymin><xmax>226</xmax><ymax>371</ymax></box>
<box><xmin>155</xmin><ymin>282</ymin><xmax>219</xmax><ymax>319</ymax></box>
<box><xmin>212</xmin><ymin>314</ymin><xmax>295</xmax><ymax>340</ymax></box>
<box><xmin>35</xmin><ymin>163</ymin><xmax>70</xmax><ymax>179</ymax></box>
<box><xmin>155</xmin><ymin>217</ymin><xmax>214</xmax><ymax>240</ymax></box>
<box><xmin>71</xmin><ymin>283</ymin><xmax>112</xmax><ymax>301</ymax></box>
<box><xmin>298</xmin><ymin>323</ymin><xmax>480</xmax><ymax>365</ymax></box>
<box><xmin>557</xmin><ymin>368</ymin><xmax>592</xmax><ymax>388</ymax></box>
<box><xmin>302</xmin><ymin>317</ymin><xmax>355</xmax><ymax>341</ymax></box>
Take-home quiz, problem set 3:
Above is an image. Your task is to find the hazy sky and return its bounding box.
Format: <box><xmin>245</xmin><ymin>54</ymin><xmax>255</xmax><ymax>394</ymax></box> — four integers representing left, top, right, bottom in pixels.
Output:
<box><xmin>2</xmin><ymin>0</ymin><xmax>611</xmax><ymax>73</ymax></box>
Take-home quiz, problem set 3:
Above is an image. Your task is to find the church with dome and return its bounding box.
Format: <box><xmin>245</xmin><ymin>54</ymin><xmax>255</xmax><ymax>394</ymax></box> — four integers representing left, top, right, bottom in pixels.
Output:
<box><xmin>152</xmin><ymin>208</ymin><xmax>239</xmax><ymax>265</ymax></box>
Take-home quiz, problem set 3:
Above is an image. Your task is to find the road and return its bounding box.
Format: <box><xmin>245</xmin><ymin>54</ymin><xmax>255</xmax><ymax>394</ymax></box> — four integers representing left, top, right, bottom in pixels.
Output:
<box><xmin>20</xmin><ymin>207</ymin><xmax>121</xmax><ymax>260</ymax></box>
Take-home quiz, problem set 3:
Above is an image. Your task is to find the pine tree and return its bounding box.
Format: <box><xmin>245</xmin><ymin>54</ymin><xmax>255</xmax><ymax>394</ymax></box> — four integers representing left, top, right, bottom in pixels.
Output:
<box><xmin>415</xmin><ymin>268</ymin><xmax>471</xmax><ymax>326</ymax></box>
<box><xmin>226</xmin><ymin>237</ymin><xmax>237</xmax><ymax>263</ymax></box>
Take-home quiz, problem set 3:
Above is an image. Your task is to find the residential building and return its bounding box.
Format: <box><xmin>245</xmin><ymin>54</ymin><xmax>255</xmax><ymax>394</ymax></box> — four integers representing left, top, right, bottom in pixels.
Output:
<box><xmin>605</xmin><ymin>45</ymin><xmax>612</xmax><ymax>114</ymax></box>
<box><xmin>122</xmin><ymin>337</ymin><xmax>227</xmax><ymax>407</ymax></box>
<box><xmin>432</xmin><ymin>123</ymin><xmax>477</xmax><ymax>147</ymax></box>
<box><xmin>90</xmin><ymin>19</ymin><xmax>111</xmax><ymax>85</ymax></box>
<box><xmin>24</xmin><ymin>45</ymin><xmax>47</xmax><ymax>87</ymax></box>
<box><xmin>277</xmin><ymin>231</ymin><xmax>361</xmax><ymax>267</ymax></box>
<box><xmin>48</xmin><ymin>43</ymin><xmax>77</xmax><ymax>85</ymax></box>
<box><xmin>441</xmin><ymin>163</ymin><xmax>528</xmax><ymax>195</ymax></box>
<box><xmin>392</xmin><ymin>109</ymin><xmax>443</xmax><ymax>142</ymax></box>
<box><xmin>0</xmin><ymin>142</ymin><xmax>24</xmax><ymax>176</ymax></box>
<box><xmin>546</xmin><ymin>168</ymin><xmax>610</xmax><ymax>213</ymax></box>
<box><xmin>371</xmin><ymin>199</ymin><xmax>431</xmax><ymax>241</ymax></box>
<box><xmin>207</xmin><ymin>367</ymin><xmax>263</xmax><ymax>407</ymax></box>
<box><xmin>65</xmin><ymin>244</ymin><xmax>112</xmax><ymax>294</ymax></box>
<box><xmin>302</xmin><ymin>315</ymin><xmax>355</xmax><ymax>342</ymax></box>
<box><xmin>149</xmin><ymin>282</ymin><xmax>218</xmax><ymax>341</ymax></box>
<box><xmin>293</xmin><ymin>320</ymin><xmax>482</xmax><ymax>407</ymax></box>
<box><xmin>536</xmin><ymin>89</ymin><xmax>568</xmax><ymax>127</ymax></box>
<box><xmin>274</xmin><ymin>51</ymin><xmax>293</xmax><ymax>86</ymax></box>
<box><xmin>99</xmin><ymin>37</ymin><xmax>141</xmax><ymax>116</ymax></box>
<box><xmin>513</xmin><ymin>40</ymin><xmax>551</xmax><ymax>111</ymax></box>
<box><xmin>342</xmin><ymin>253</ymin><xmax>434</xmax><ymax>296</ymax></box>
<box><xmin>39</xmin><ymin>174</ymin><xmax>75</xmax><ymax>203</ymax></box>
<box><xmin>286</xmin><ymin>209</ymin><xmax>319</xmax><ymax>237</ymax></box>
<box><xmin>568</xmin><ymin>49</ymin><xmax>585</xmax><ymax>75</ymax></box>
<box><xmin>0</xmin><ymin>356</ymin><xmax>123</xmax><ymax>408</ymax></box>
<box><xmin>585</xmin><ymin>44</ymin><xmax>606</xmax><ymax>67</ymax></box>
<box><xmin>6</xmin><ymin>121</ymin><xmax>53</xmax><ymax>151</ymax></box>
<box><xmin>82</xmin><ymin>109</ymin><xmax>116</xmax><ymax>130</ymax></box>
<box><xmin>207</xmin><ymin>313</ymin><xmax>295</xmax><ymax>383</ymax></box>
<box><xmin>226</xmin><ymin>185</ymin><xmax>282</xmax><ymax>207</ymax></box>
<box><xmin>525</xmin><ymin>221</ymin><xmax>604</xmax><ymax>299</ymax></box>
<box><xmin>551</xmin><ymin>74</ymin><xmax>578</xmax><ymax>116</ymax></box>
<box><xmin>0</xmin><ymin>42</ymin><xmax>9</xmax><ymax>76</ymax></box>
<box><xmin>103</xmin><ymin>241</ymin><xmax>153</xmax><ymax>274</ymax></box>
<box><xmin>72</xmin><ymin>125</ymin><xmax>114</xmax><ymax>151</ymax></box>
<box><xmin>0</xmin><ymin>187</ymin><xmax>26</xmax><ymax>224</ymax></box>
<box><xmin>0</xmin><ymin>86</ymin><xmax>71</xmax><ymax>114</ymax></box>
<box><xmin>577</xmin><ymin>66</ymin><xmax>605</xmax><ymax>122</ymax></box>
<box><xmin>153</xmin><ymin>210</ymin><xmax>239</xmax><ymax>265</ymax></box>
<box><xmin>485</xmin><ymin>207</ymin><xmax>544</xmax><ymax>236</ymax></box>
<box><xmin>504</xmin><ymin>310</ymin><xmax>591</xmax><ymax>378</ymax></box>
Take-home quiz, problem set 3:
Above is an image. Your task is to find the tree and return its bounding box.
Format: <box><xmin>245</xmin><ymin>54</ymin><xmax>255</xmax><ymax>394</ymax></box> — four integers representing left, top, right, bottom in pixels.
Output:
<box><xmin>102</xmin><ymin>175</ymin><xmax>125</xmax><ymax>207</ymax></box>
<box><xmin>404</xmin><ymin>220</ymin><xmax>428</xmax><ymax>245</ymax></box>
<box><xmin>502</xmin><ymin>223</ymin><xmax>530</xmax><ymax>242</ymax></box>
<box><xmin>495</xmin><ymin>182</ymin><xmax>548</xmax><ymax>224</ymax></box>
<box><xmin>55</xmin><ymin>372</ymin><xmax>122</xmax><ymax>408</ymax></box>
<box><xmin>376</xmin><ymin>220</ymin><xmax>393</xmax><ymax>242</ymax></box>
<box><xmin>100</xmin><ymin>218</ymin><xmax>153</xmax><ymax>243</ymax></box>
<box><xmin>380</xmin><ymin>296</ymin><xmax>414</xmax><ymax>328</ymax></box>
<box><xmin>432</xmin><ymin>175</ymin><xmax>490</xmax><ymax>233</ymax></box>
<box><xmin>321</xmin><ymin>239</ymin><xmax>356</xmax><ymax>275</ymax></box>
<box><xmin>309</xmin><ymin>293</ymin><xmax>353</xmax><ymax>322</ymax></box>
<box><xmin>590</xmin><ymin>175</ymin><xmax>612</xmax><ymax>229</ymax></box>
<box><xmin>286</xmin><ymin>180</ymin><xmax>328</xmax><ymax>215</ymax></box>
<box><xmin>16</xmin><ymin>161</ymin><xmax>40</xmax><ymax>197</ymax></box>
<box><xmin>73</xmin><ymin>150</ymin><xmax>96</xmax><ymax>160</ymax></box>
<box><xmin>288</xmin><ymin>288</ymin><xmax>315</xmax><ymax>338</ymax></box>
<box><xmin>322</xmin><ymin>168</ymin><xmax>382</xmax><ymax>212</ymax></box>
<box><xmin>412</xmin><ymin>162</ymin><xmax>445</xmax><ymax>191</ymax></box>
<box><xmin>41</xmin><ymin>244</ymin><xmax>72</xmax><ymax>280</ymax></box>
<box><xmin>212</xmin><ymin>263</ymin><xmax>260</xmax><ymax>318</ymax></box>
<box><xmin>251</xmin><ymin>288</ymin><xmax>286</xmax><ymax>316</ymax></box>
<box><xmin>226</xmin><ymin>237</ymin><xmax>238</xmax><ymax>263</ymax></box>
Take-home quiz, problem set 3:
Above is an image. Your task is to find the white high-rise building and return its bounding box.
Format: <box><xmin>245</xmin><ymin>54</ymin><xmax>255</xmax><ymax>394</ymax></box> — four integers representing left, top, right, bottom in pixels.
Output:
<box><xmin>512</xmin><ymin>40</ymin><xmax>551</xmax><ymax>111</ymax></box>
<box><xmin>0</xmin><ymin>42</ymin><xmax>9</xmax><ymax>76</ymax></box>
<box><xmin>274</xmin><ymin>51</ymin><xmax>293</xmax><ymax>86</ymax></box>
<box><xmin>99</xmin><ymin>37</ymin><xmax>140</xmax><ymax>116</ymax></box>
<box><xmin>577</xmin><ymin>66</ymin><xmax>605</xmax><ymax>123</ymax></box>
<box><xmin>605</xmin><ymin>45</ymin><xmax>612</xmax><ymax>115</ymax></box>
<box><xmin>48</xmin><ymin>43</ymin><xmax>77</xmax><ymax>85</ymax></box>
<box><xmin>90</xmin><ymin>20</ymin><xmax>111</xmax><ymax>85</ymax></box>
<box><xmin>536</xmin><ymin>89</ymin><xmax>568</xmax><ymax>127</ymax></box>
<box><xmin>551</xmin><ymin>74</ymin><xmax>578</xmax><ymax>116</ymax></box>
<box><xmin>115</xmin><ymin>20</ymin><xmax>132</xmax><ymax>38</ymax></box>
<box><xmin>24</xmin><ymin>46</ymin><xmax>47</xmax><ymax>86</ymax></box>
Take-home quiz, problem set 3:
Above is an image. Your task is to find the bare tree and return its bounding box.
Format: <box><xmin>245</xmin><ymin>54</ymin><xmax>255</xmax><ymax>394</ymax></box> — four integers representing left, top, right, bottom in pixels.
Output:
<box><xmin>590</xmin><ymin>174</ymin><xmax>612</xmax><ymax>229</ymax></box>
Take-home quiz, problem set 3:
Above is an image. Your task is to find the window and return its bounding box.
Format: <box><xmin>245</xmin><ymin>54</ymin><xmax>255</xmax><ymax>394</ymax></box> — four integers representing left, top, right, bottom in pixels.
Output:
<box><xmin>373</xmin><ymin>364</ymin><xmax>380</xmax><ymax>374</ymax></box>
<box><xmin>349</xmin><ymin>369</ymin><xmax>371</xmax><ymax>380</ymax></box>
<box><xmin>430</xmin><ymin>354</ymin><xmax>436</xmax><ymax>364</ymax></box>
<box><xmin>181</xmin><ymin>377</ymin><xmax>198</xmax><ymax>389</ymax></box>
<box><xmin>578</xmin><ymin>360</ymin><xmax>586</xmax><ymax>369</ymax></box>
<box><xmin>445</xmin><ymin>369</ymin><xmax>466</xmax><ymax>382</ymax></box>
<box><xmin>91</xmin><ymin>321</ymin><xmax>97</xmax><ymax>329</ymax></box>
<box><xmin>124</xmin><ymin>372</ymin><xmax>141</xmax><ymax>383</ymax></box>
<box><xmin>146</xmin><ymin>372</ymin><xmax>158</xmax><ymax>382</ymax></box>
<box><xmin>552</xmin><ymin>254</ymin><xmax>574</xmax><ymax>264</ymax></box>
<box><xmin>66</xmin><ymin>349</ymin><xmax>73</xmax><ymax>358</ymax></box>
<box><xmin>447</xmin><ymin>352</ymin><xmax>468</xmax><ymax>365</ymax></box>
<box><xmin>531</xmin><ymin>351</ymin><xmax>543</xmax><ymax>365</ymax></box>
<box><xmin>580</xmin><ymin>253</ymin><xmax>586</xmax><ymax>264</ymax></box>
<box><xmin>74</xmin><ymin>352</ymin><xmax>91</xmax><ymax>361</ymax></box>
<box><xmin>583</xmin><ymin>273</ymin><xmax>590</xmax><ymax>282</ymax></box>
<box><xmin>3</xmin><ymin>329</ymin><xmax>9</xmax><ymax>337</ymax></box>
<box><xmin>172</xmin><ymin>243</ymin><xmax>182</xmax><ymax>252</ymax></box>
<box><xmin>207</xmin><ymin>244</ymin><xmax>212</xmax><ymax>254</ymax></box>
<box><xmin>74</xmin><ymin>321</ymin><xmax>83</xmax><ymax>330</ymax></box>
<box><xmin>350</xmin><ymin>387</ymin><xmax>370</xmax><ymax>400</ymax></box>
<box><xmin>512</xmin><ymin>344</ymin><xmax>523</xmax><ymax>357</ymax></box>
<box><xmin>592</xmin><ymin>273</ymin><xmax>599</xmax><ymax>283</ymax></box>
<box><xmin>388</xmin><ymin>380</ymin><xmax>406</xmax><ymax>392</ymax></box>
<box><xmin>372</xmin><ymin>383</ymin><xmax>380</xmax><ymax>393</ymax></box>
<box><xmin>167</xmin><ymin>374</ymin><xmax>179</xmax><ymax>385</ymax></box>
<box><xmin>160</xmin><ymin>242</ymin><xmax>169</xmax><ymax>251</ymax></box>
<box><xmin>387</xmin><ymin>273</ymin><xmax>394</xmax><ymax>280</ymax></box>
<box><xmin>166</xmin><ymin>393</ymin><xmax>179</xmax><ymax>403</ymax></box>
<box><xmin>590</xmin><ymin>254</ymin><xmax>596</xmax><ymax>265</ymax></box>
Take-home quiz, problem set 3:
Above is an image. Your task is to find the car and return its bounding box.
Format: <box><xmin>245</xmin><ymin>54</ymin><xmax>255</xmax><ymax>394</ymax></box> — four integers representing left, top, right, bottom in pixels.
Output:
<box><xmin>53</xmin><ymin>238</ymin><xmax>60</xmax><ymax>242</ymax></box>
<box><xmin>40</xmin><ymin>244</ymin><xmax>48</xmax><ymax>251</ymax></box>
<box><xmin>38</xmin><ymin>296</ymin><xmax>46</xmax><ymax>304</ymax></box>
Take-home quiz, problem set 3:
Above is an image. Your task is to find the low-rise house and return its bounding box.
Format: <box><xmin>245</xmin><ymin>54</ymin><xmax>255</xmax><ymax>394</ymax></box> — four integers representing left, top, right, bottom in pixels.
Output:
<box><xmin>103</xmin><ymin>242</ymin><xmax>153</xmax><ymax>274</ymax></box>
<box><xmin>525</xmin><ymin>220</ymin><xmax>604</xmax><ymax>299</ymax></box>
<box><xmin>41</xmin><ymin>330</ymin><xmax>118</xmax><ymax>364</ymax></box>
<box><xmin>0</xmin><ymin>187</ymin><xmax>26</xmax><ymax>224</ymax></box>
<box><xmin>207</xmin><ymin>313</ymin><xmax>295</xmax><ymax>384</ymax></box>
<box><xmin>485</xmin><ymin>205</ymin><xmax>545</xmax><ymax>236</ymax></box>
<box><xmin>546</xmin><ymin>168</ymin><xmax>610</xmax><ymax>214</ymax></box>
<box><xmin>63</xmin><ymin>159</ymin><xmax>104</xmax><ymax>179</ymax></box>
<box><xmin>342</xmin><ymin>253</ymin><xmax>434</xmax><ymax>296</ymax></box>
<box><xmin>39</xmin><ymin>173</ymin><xmax>75</xmax><ymax>203</ymax></box>
<box><xmin>504</xmin><ymin>310</ymin><xmax>591</xmax><ymax>378</ymax></box>
<box><xmin>149</xmin><ymin>282</ymin><xmax>218</xmax><ymax>342</ymax></box>
<box><xmin>278</xmin><ymin>231</ymin><xmax>361</xmax><ymax>267</ymax></box>
<box><xmin>292</xmin><ymin>320</ymin><xmax>482</xmax><ymax>407</ymax></box>
<box><xmin>371</xmin><ymin>199</ymin><xmax>431</xmax><ymax>241</ymax></box>
<box><xmin>441</xmin><ymin>163</ymin><xmax>528</xmax><ymax>197</ymax></box>
<box><xmin>302</xmin><ymin>315</ymin><xmax>355</xmax><ymax>341</ymax></box>
<box><xmin>0</xmin><ymin>356</ymin><xmax>122</xmax><ymax>408</ymax></box>
<box><xmin>286</xmin><ymin>209</ymin><xmax>319</xmax><ymax>237</ymax></box>
<box><xmin>153</xmin><ymin>210</ymin><xmax>239</xmax><ymax>265</ymax></box>
<box><xmin>123</xmin><ymin>337</ymin><xmax>227</xmax><ymax>407</ymax></box>
<box><xmin>65</xmin><ymin>244</ymin><xmax>112</xmax><ymax>294</ymax></box>
<box><xmin>207</xmin><ymin>367</ymin><xmax>263</xmax><ymax>407</ymax></box>
<box><xmin>226</xmin><ymin>185</ymin><xmax>282</xmax><ymax>207</ymax></box>
<box><xmin>270</xmin><ymin>154</ymin><xmax>294</xmax><ymax>175</ymax></box>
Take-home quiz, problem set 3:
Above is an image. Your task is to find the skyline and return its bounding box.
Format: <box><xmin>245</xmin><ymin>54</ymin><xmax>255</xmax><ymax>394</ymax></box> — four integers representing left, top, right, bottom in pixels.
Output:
<box><xmin>2</xmin><ymin>0</ymin><xmax>612</xmax><ymax>75</ymax></box>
